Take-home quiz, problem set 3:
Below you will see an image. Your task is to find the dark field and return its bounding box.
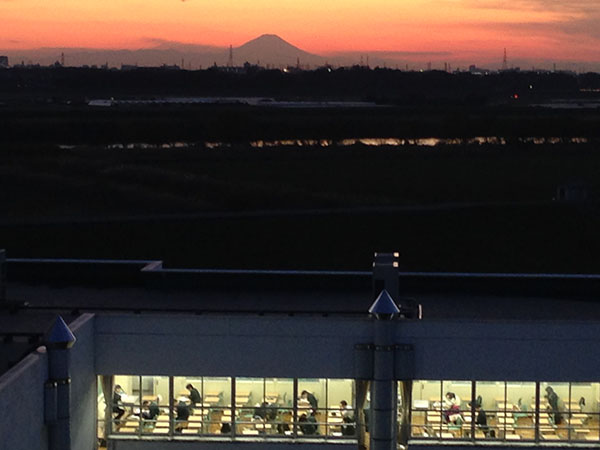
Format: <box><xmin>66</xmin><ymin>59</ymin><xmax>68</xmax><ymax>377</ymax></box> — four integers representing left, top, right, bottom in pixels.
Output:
<box><xmin>2</xmin><ymin>137</ymin><xmax>600</xmax><ymax>273</ymax></box>
<box><xmin>2</xmin><ymin>104</ymin><xmax>600</xmax><ymax>144</ymax></box>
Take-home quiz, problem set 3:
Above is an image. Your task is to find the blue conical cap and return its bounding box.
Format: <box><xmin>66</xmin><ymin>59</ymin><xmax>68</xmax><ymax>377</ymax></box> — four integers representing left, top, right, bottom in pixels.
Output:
<box><xmin>46</xmin><ymin>316</ymin><xmax>76</xmax><ymax>348</ymax></box>
<box><xmin>369</xmin><ymin>290</ymin><xmax>400</xmax><ymax>317</ymax></box>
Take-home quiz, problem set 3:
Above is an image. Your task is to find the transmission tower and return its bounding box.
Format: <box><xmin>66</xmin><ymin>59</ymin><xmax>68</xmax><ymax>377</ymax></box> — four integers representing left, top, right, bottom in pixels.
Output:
<box><xmin>228</xmin><ymin>45</ymin><xmax>234</xmax><ymax>68</ymax></box>
<box><xmin>502</xmin><ymin>48</ymin><xmax>508</xmax><ymax>71</ymax></box>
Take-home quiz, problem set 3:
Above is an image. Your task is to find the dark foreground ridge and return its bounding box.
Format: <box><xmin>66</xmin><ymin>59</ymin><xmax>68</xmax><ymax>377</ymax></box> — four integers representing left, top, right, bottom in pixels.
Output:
<box><xmin>1</xmin><ymin>66</ymin><xmax>599</xmax><ymax>106</ymax></box>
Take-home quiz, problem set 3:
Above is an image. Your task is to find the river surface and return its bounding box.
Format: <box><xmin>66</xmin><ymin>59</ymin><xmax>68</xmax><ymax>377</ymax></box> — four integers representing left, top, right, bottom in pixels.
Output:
<box><xmin>58</xmin><ymin>136</ymin><xmax>592</xmax><ymax>151</ymax></box>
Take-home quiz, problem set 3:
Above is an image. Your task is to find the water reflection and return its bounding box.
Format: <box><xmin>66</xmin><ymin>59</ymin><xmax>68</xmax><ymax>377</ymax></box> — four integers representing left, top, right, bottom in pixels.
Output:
<box><xmin>57</xmin><ymin>136</ymin><xmax>591</xmax><ymax>151</ymax></box>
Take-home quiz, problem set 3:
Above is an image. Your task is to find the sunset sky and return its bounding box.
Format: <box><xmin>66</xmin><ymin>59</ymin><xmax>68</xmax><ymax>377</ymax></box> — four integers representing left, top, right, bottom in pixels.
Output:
<box><xmin>1</xmin><ymin>0</ymin><xmax>599</xmax><ymax>66</ymax></box>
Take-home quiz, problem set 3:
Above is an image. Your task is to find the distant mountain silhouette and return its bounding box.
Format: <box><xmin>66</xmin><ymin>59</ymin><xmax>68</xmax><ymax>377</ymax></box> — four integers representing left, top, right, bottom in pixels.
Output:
<box><xmin>2</xmin><ymin>34</ymin><xmax>598</xmax><ymax>71</ymax></box>
<box><xmin>233</xmin><ymin>34</ymin><xmax>325</xmax><ymax>68</ymax></box>
<box><xmin>1</xmin><ymin>34</ymin><xmax>327</xmax><ymax>69</ymax></box>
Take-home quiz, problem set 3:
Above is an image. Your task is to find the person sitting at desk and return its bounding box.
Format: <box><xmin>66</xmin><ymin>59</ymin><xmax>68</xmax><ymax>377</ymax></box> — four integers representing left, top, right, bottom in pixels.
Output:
<box><xmin>142</xmin><ymin>399</ymin><xmax>160</xmax><ymax>422</ymax></box>
<box><xmin>112</xmin><ymin>385</ymin><xmax>126</xmax><ymax>422</ymax></box>
<box><xmin>301</xmin><ymin>390</ymin><xmax>319</xmax><ymax>410</ymax></box>
<box><xmin>186</xmin><ymin>384</ymin><xmax>202</xmax><ymax>407</ymax></box>
<box><xmin>340</xmin><ymin>400</ymin><xmax>355</xmax><ymax>436</ymax></box>
<box><xmin>475</xmin><ymin>404</ymin><xmax>489</xmax><ymax>437</ymax></box>
<box><xmin>175</xmin><ymin>398</ymin><xmax>190</xmax><ymax>431</ymax></box>
<box><xmin>277</xmin><ymin>410</ymin><xmax>292</xmax><ymax>434</ymax></box>
<box><xmin>443</xmin><ymin>392</ymin><xmax>461</xmax><ymax>424</ymax></box>
<box><xmin>254</xmin><ymin>401</ymin><xmax>278</xmax><ymax>421</ymax></box>
<box><xmin>299</xmin><ymin>411</ymin><xmax>318</xmax><ymax>435</ymax></box>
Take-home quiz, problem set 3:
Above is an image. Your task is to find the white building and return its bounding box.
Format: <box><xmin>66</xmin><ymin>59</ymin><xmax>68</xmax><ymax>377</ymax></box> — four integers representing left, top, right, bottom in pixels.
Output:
<box><xmin>2</xmin><ymin>252</ymin><xmax>600</xmax><ymax>450</ymax></box>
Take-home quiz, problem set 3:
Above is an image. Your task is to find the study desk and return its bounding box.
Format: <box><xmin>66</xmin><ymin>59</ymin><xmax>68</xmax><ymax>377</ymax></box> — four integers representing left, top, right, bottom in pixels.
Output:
<box><xmin>541</xmin><ymin>433</ymin><xmax>561</xmax><ymax>440</ymax></box>
<box><xmin>497</xmin><ymin>417</ymin><xmax>515</xmax><ymax>425</ymax></box>
<box><xmin>497</xmin><ymin>403</ymin><xmax>514</xmax><ymax>410</ymax></box>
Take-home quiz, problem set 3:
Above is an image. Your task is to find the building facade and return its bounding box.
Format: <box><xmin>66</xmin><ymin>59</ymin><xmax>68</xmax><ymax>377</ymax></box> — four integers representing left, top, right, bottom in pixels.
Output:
<box><xmin>2</xmin><ymin>254</ymin><xmax>600</xmax><ymax>450</ymax></box>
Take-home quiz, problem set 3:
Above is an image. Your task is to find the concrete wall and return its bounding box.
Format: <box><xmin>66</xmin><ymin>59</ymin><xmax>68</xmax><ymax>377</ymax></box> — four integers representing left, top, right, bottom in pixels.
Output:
<box><xmin>0</xmin><ymin>348</ymin><xmax>49</xmax><ymax>450</ymax></box>
<box><xmin>97</xmin><ymin>314</ymin><xmax>600</xmax><ymax>382</ymax></box>
<box><xmin>398</xmin><ymin>320</ymin><xmax>600</xmax><ymax>382</ymax></box>
<box><xmin>70</xmin><ymin>314</ymin><xmax>96</xmax><ymax>450</ymax></box>
<box><xmin>110</xmin><ymin>439</ymin><xmax>355</xmax><ymax>450</ymax></box>
<box><xmin>95</xmin><ymin>315</ymin><xmax>373</xmax><ymax>378</ymax></box>
<box><xmin>0</xmin><ymin>313</ymin><xmax>96</xmax><ymax>450</ymax></box>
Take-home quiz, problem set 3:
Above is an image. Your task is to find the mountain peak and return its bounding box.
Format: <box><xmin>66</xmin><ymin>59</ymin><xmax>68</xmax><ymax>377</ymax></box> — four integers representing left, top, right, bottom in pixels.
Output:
<box><xmin>234</xmin><ymin>34</ymin><xmax>324</xmax><ymax>67</ymax></box>
<box><xmin>256</xmin><ymin>34</ymin><xmax>284</xmax><ymax>40</ymax></box>
<box><xmin>239</xmin><ymin>34</ymin><xmax>296</xmax><ymax>49</ymax></box>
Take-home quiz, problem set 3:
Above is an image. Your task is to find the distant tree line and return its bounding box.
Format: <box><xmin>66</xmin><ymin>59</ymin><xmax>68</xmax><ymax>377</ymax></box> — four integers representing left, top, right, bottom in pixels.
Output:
<box><xmin>1</xmin><ymin>66</ymin><xmax>599</xmax><ymax>105</ymax></box>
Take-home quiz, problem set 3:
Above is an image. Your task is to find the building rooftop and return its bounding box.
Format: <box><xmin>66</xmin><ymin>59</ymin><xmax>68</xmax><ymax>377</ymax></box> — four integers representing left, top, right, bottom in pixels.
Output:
<box><xmin>3</xmin><ymin>256</ymin><xmax>600</xmax><ymax>378</ymax></box>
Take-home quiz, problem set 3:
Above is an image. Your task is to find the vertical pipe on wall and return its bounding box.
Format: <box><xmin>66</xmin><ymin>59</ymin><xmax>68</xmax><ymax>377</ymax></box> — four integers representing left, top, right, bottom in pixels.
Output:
<box><xmin>535</xmin><ymin>382</ymin><xmax>540</xmax><ymax>443</ymax></box>
<box><xmin>100</xmin><ymin>375</ymin><xmax>113</xmax><ymax>443</ymax></box>
<box><xmin>398</xmin><ymin>380</ymin><xmax>412</xmax><ymax>445</ymax></box>
<box><xmin>293</xmin><ymin>378</ymin><xmax>299</xmax><ymax>438</ymax></box>
<box><xmin>369</xmin><ymin>290</ymin><xmax>400</xmax><ymax>450</ymax></box>
<box><xmin>45</xmin><ymin>316</ymin><xmax>76</xmax><ymax>450</ymax></box>
<box><xmin>0</xmin><ymin>249</ymin><xmax>5</xmax><ymax>302</ymax></box>
<box><xmin>231</xmin><ymin>377</ymin><xmax>237</xmax><ymax>437</ymax></box>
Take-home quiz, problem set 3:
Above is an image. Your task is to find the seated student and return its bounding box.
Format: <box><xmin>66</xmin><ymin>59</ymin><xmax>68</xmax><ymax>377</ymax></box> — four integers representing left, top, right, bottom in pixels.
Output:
<box><xmin>142</xmin><ymin>399</ymin><xmax>160</xmax><ymax>422</ymax></box>
<box><xmin>277</xmin><ymin>410</ymin><xmax>292</xmax><ymax>434</ymax></box>
<box><xmin>186</xmin><ymin>384</ymin><xmax>202</xmax><ymax>407</ymax></box>
<box><xmin>112</xmin><ymin>385</ymin><xmax>126</xmax><ymax>422</ymax></box>
<box><xmin>299</xmin><ymin>411</ymin><xmax>318</xmax><ymax>435</ymax></box>
<box><xmin>220</xmin><ymin>422</ymin><xmax>232</xmax><ymax>434</ymax></box>
<box><xmin>175</xmin><ymin>398</ymin><xmax>190</xmax><ymax>431</ymax></box>
<box><xmin>340</xmin><ymin>400</ymin><xmax>355</xmax><ymax>436</ymax></box>
<box><xmin>443</xmin><ymin>392</ymin><xmax>461</xmax><ymax>424</ymax></box>
<box><xmin>254</xmin><ymin>401</ymin><xmax>270</xmax><ymax>420</ymax></box>
<box><xmin>475</xmin><ymin>404</ymin><xmax>489</xmax><ymax>437</ymax></box>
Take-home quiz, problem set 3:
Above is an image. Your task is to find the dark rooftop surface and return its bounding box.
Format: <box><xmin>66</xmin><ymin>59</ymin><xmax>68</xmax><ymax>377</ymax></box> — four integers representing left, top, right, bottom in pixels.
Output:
<box><xmin>2</xmin><ymin>257</ymin><xmax>600</xmax><ymax>377</ymax></box>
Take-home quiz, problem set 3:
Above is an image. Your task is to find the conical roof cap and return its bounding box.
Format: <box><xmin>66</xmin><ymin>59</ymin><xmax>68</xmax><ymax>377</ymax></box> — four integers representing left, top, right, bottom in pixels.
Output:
<box><xmin>369</xmin><ymin>290</ymin><xmax>400</xmax><ymax>318</ymax></box>
<box><xmin>46</xmin><ymin>316</ymin><xmax>76</xmax><ymax>348</ymax></box>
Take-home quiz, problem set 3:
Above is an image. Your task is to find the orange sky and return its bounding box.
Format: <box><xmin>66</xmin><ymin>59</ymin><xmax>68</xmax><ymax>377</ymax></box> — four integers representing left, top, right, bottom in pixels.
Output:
<box><xmin>1</xmin><ymin>0</ymin><xmax>599</xmax><ymax>64</ymax></box>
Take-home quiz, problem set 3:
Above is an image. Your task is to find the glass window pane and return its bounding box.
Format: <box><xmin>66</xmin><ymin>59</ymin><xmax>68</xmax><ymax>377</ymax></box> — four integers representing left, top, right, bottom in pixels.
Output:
<box><xmin>298</xmin><ymin>379</ymin><xmax>326</xmax><ymax>437</ymax></box>
<box><xmin>236</xmin><ymin>378</ymin><xmax>265</xmax><ymax>436</ymax></box>
<box><xmin>506</xmin><ymin>382</ymin><xmax>535</xmax><ymax>441</ymax></box>
<box><xmin>475</xmin><ymin>381</ymin><xmax>504</xmax><ymax>440</ymax></box>
<box><xmin>139</xmin><ymin>376</ymin><xmax>170</xmax><ymax>435</ymax></box>
<box><xmin>112</xmin><ymin>375</ymin><xmax>141</xmax><ymax>434</ymax></box>
<box><xmin>203</xmin><ymin>377</ymin><xmax>232</xmax><ymax>435</ymax></box>
<box><xmin>570</xmin><ymin>383</ymin><xmax>598</xmax><ymax>442</ymax></box>
<box><xmin>327</xmin><ymin>379</ymin><xmax>355</xmax><ymax>437</ymax></box>
<box><xmin>441</xmin><ymin>380</ymin><xmax>471</xmax><ymax>439</ymax></box>
<box><xmin>265</xmin><ymin>378</ymin><xmax>294</xmax><ymax>436</ymax></box>
<box><xmin>411</xmin><ymin>380</ymin><xmax>442</xmax><ymax>439</ymax></box>
<box><xmin>173</xmin><ymin>377</ymin><xmax>203</xmax><ymax>435</ymax></box>
<box><xmin>540</xmin><ymin>382</ymin><xmax>569</xmax><ymax>441</ymax></box>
